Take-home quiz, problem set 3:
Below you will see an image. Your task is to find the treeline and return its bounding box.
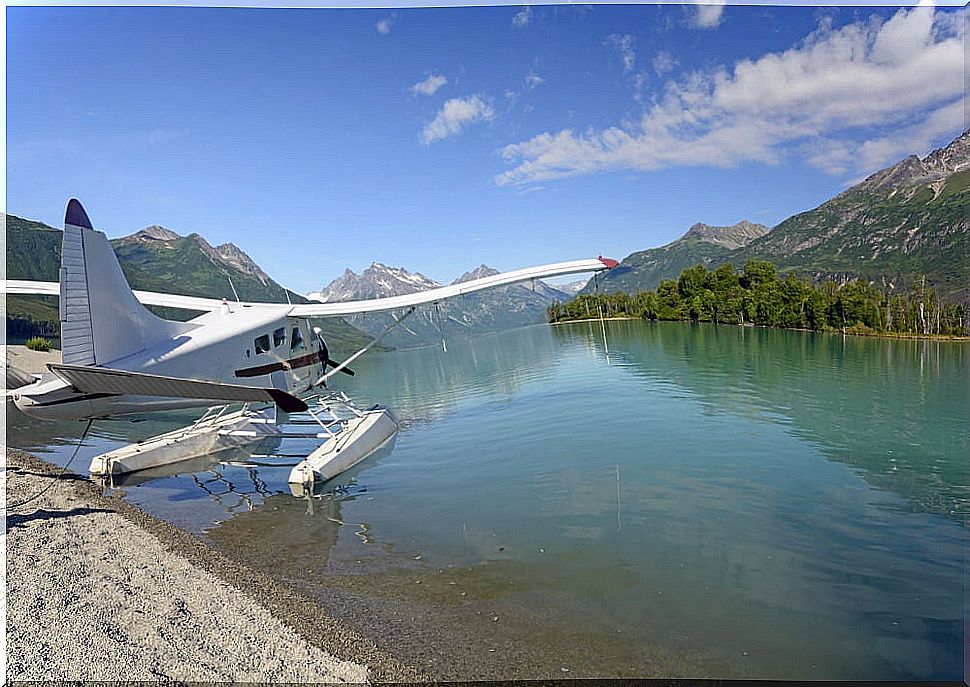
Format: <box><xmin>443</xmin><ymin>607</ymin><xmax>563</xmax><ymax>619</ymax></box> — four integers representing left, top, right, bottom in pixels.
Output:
<box><xmin>6</xmin><ymin>314</ymin><xmax>60</xmax><ymax>340</ymax></box>
<box><xmin>549</xmin><ymin>260</ymin><xmax>969</xmax><ymax>337</ymax></box>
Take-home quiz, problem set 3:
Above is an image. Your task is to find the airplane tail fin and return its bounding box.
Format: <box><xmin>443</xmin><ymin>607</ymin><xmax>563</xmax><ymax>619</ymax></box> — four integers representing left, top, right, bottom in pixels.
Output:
<box><xmin>60</xmin><ymin>199</ymin><xmax>194</xmax><ymax>366</ymax></box>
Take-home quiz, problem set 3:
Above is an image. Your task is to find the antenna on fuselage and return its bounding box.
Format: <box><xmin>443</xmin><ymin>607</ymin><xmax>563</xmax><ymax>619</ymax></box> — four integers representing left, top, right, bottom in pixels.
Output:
<box><xmin>227</xmin><ymin>275</ymin><xmax>241</xmax><ymax>303</ymax></box>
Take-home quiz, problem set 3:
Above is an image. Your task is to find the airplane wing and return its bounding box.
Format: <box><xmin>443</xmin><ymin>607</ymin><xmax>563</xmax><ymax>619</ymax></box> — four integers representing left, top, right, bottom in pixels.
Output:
<box><xmin>5</xmin><ymin>280</ymin><xmax>60</xmax><ymax>297</ymax></box>
<box><xmin>4</xmin><ymin>279</ymin><xmax>282</xmax><ymax>313</ymax></box>
<box><xmin>5</xmin><ymin>256</ymin><xmax>615</xmax><ymax>318</ymax></box>
<box><xmin>48</xmin><ymin>363</ymin><xmax>308</xmax><ymax>413</ymax></box>
<box><xmin>291</xmin><ymin>257</ymin><xmax>614</xmax><ymax>317</ymax></box>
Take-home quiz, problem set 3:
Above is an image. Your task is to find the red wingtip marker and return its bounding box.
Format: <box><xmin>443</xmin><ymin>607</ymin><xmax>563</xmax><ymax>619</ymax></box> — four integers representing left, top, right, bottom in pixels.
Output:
<box><xmin>598</xmin><ymin>255</ymin><xmax>619</xmax><ymax>269</ymax></box>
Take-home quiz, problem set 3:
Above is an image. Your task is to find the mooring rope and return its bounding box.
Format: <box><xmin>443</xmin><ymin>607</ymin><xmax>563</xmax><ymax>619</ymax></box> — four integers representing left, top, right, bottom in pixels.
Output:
<box><xmin>6</xmin><ymin>419</ymin><xmax>94</xmax><ymax>511</ymax></box>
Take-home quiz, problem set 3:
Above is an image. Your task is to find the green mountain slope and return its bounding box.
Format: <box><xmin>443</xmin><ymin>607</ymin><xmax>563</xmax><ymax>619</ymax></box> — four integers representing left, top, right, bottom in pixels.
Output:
<box><xmin>593</xmin><ymin>131</ymin><xmax>970</xmax><ymax>305</ymax></box>
<box><xmin>589</xmin><ymin>239</ymin><xmax>733</xmax><ymax>295</ymax></box>
<box><xmin>588</xmin><ymin>221</ymin><xmax>769</xmax><ymax>294</ymax></box>
<box><xmin>5</xmin><ymin>215</ymin><xmax>375</xmax><ymax>356</ymax></box>
<box><xmin>739</xmin><ymin>135</ymin><xmax>970</xmax><ymax>304</ymax></box>
<box><xmin>6</xmin><ymin>215</ymin><xmax>64</xmax><ymax>340</ymax></box>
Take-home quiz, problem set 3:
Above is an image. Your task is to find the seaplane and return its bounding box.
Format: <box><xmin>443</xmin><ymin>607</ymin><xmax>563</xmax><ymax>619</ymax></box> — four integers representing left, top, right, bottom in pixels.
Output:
<box><xmin>5</xmin><ymin>199</ymin><xmax>616</xmax><ymax>491</ymax></box>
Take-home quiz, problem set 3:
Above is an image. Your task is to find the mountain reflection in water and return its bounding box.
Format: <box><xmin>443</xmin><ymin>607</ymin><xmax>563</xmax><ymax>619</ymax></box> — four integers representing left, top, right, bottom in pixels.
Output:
<box><xmin>551</xmin><ymin>320</ymin><xmax>968</xmax><ymax>520</ymax></box>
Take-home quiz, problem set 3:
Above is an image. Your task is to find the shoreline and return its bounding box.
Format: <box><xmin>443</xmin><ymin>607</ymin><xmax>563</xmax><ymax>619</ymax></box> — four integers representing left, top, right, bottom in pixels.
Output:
<box><xmin>550</xmin><ymin>317</ymin><xmax>970</xmax><ymax>342</ymax></box>
<box><xmin>4</xmin><ymin>448</ymin><xmax>420</xmax><ymax>682</ymax></box>
<box><xmin>5</xmin><ymin>447</ymin><xmax>721</xmax><ymax>681</ymax></box>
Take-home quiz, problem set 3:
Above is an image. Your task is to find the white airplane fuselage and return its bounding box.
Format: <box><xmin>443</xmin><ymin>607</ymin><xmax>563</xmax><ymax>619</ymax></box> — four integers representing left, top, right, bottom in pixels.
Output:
<box><xmin>13</xmin><ymin>305</ymin><xmax>326</xmax><ymax>421</ymax></box>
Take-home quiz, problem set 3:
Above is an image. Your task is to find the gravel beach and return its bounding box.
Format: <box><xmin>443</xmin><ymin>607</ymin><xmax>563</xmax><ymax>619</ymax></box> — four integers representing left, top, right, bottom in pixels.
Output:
<box><xmin>3</xmin><ymin>344</ymin><xmax>59</xmax><ymax>391</ymax></box>
<box><xmin>4</xmin><ymin>448</ymin><xmax>418</xmax><ymax>682</ymax></box>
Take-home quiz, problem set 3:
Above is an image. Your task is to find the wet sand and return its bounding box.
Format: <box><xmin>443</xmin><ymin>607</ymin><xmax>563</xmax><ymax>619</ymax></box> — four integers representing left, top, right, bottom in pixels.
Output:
<box><xmin>206</xmin><ymin>496</ymin><xmax>721</xmax><ymax>680</ymax></box>
<box><xmin>4</xmin><ymin>449</ymin><xmax>417</xmax><ymax>682</ymax></box>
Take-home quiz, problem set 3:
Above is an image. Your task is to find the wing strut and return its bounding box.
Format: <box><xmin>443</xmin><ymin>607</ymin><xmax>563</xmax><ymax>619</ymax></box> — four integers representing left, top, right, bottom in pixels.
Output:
<box><xmin>314</xmin><ymin>306</ymin><xmax>418</xmax><ymax>387</ymax></box>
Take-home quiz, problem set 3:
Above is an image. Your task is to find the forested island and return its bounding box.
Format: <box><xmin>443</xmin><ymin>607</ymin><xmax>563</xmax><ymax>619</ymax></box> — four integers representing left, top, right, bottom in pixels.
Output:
<box><xmin>548</xmin><ymin>260</ymin><xmax>968</xmax><ymax>338</ymax></box>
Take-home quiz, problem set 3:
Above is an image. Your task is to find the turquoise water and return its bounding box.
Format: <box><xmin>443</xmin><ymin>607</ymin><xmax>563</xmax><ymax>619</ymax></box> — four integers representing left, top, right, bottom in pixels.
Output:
<box><xmin>8</xmin><ymin>321</ymin><xmax>967</xmax><ymax>679</ymax></box>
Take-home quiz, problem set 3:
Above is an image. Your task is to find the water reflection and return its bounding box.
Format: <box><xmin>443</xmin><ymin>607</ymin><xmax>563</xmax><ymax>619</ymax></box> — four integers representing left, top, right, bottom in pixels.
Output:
<box><xmin>5</xmin><ymin>321</ymin><xmax>966</xmax><ymax>680</ymax></box>
<box><xmin>204</xmin><ymin>440</ymin><xmax>399</xmax><ymax>577</ymax></box>
<box><xmin>333</xmin><ymin>325</ymin><xmax>562</xmax><ymax>424</ymax></box>
<box><xmin>205</xmin><ymin>491</ymin><xmax>346</xmax><ymax>576</ymax></box>
<box><xmin>553</xmin><ymin>321</ymin><xmax>970</xmax><ymax>521</ymax></box>
<box><xmin>5</xmin><ymin>401</ymin><xmax>205</xmax><ymax>454</ymax></box>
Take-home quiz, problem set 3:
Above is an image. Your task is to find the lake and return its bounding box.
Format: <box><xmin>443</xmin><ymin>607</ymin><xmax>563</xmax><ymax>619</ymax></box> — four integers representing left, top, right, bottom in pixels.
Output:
<box><xmin>7</xmin><ymin>320</ymin><xmax>967</xmax><ymax>680</ymax></box>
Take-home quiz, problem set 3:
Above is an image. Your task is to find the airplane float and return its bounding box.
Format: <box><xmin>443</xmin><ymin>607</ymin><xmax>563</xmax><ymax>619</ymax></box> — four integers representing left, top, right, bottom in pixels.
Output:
<box><xmin>5</xmin><ymin>200</ymin><xmax>615</xmax><ymax>492</ymax></box>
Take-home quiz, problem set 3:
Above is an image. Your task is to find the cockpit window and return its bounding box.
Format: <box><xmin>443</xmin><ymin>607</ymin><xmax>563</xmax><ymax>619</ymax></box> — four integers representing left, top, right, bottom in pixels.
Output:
<box><xmin>273</xmin><ymin>327</ymin><xmax>286</xmax><ymax>348</ymax></box>
<box><xmin>290</xmin><ymin>327</ymin><xmax>306</xmax><ymax>353</ymax></box>
<box><xmin>254</xmin><ymin>334</ymin><xmax>270</xmax><ymax>354</ymax></box>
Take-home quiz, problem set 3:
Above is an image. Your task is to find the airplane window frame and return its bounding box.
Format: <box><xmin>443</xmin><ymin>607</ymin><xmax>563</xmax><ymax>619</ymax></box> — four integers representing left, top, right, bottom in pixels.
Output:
<box><xmin>290</xmin><ymin>327</ymin><xmax>306</xmax><ymax>353</ymax></box>
<box><xmin>273</xmin><ymin>327</ymin><xmax>287</xmax><ymax>348</ymax></box>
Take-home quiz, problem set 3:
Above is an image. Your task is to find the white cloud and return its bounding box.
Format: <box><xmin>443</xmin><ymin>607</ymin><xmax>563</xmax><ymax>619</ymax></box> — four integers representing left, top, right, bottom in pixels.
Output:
<box><xmin>632</xmin><ymin>72</ymin><xmax>649</xmax><ymax>104</ymax></box>
<box><xmin>854</xmin><ymin>98</ymin><xmax>965</xmax><ymax>172</ymax></box>
<box><xmin>410</xmin><ymin>74</ymin><xmax>448</xmax><ymax>96</ymax></box>
<box><xmin>652</xmin><ymin>51</ymin><xmax>678</xmax><ymax>75</ymax></box>
<box><xmin>808</xmin><ymin>98</ymin><xmax>966</xmax><ymax>179</ymax></box>
<box><xmin>376</xmin><ymin>16</ymin><xmax>394</xmax><ymax>34</ymax></box>
<box><xmin>525</xmin><ymin>70</ymin><xmax>544</xmax><ymax>90</ymax></box>
<box><xmin>422</xmin><ymin>95</ymin><xmax>495</xmax><ymax>144</ymax></box>
<box><xmin>802</xmin><ymin>139</ymin><xmax>856</xmax><ymax>176</ymax></box>
<box><xmin>513</xmin><ymin>6</ymin><xmax>532</xmax><ymax>29</ymax></box>
<box><xmin>605</xmin><ymin>34</ymin><xmax>636</xmax><ymax>74</ymax></box>
<box><xmin>690</xmin><ymin>1</ymin><xmax>725</xmax><ymax>30</ymax></box>
<box><xmin>497</xmin><ymin>7</ymin><xmax>965</xmax><ymax>185</ymax></box>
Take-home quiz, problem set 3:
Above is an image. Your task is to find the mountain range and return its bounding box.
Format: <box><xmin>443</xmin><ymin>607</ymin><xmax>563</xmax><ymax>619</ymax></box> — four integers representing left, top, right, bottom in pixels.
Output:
<box><xmin>5</xmin><ymin>217</ymin><xmax>375</xmax><ymax>356</ymax></box>
<box><xmin>311</xmin><ymin>262</ymin><xmax>570</xmax><ymax>348</ymax></box>
<box><xmin>6</xmin><ymin>216</ymin><xmax>569</xmax><ymax>352</ymax></box>
<box><xmin>590</xmin><ymin>130</ymin><xmax>970</xmax><ymax>305</ymax></box>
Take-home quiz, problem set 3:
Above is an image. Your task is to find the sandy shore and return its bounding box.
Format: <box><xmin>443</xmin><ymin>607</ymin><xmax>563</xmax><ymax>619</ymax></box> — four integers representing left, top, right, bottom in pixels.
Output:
<box><xmin>4</xmin><ymin>449</ymin><xmax>418</xmax><ymax>682</ymax></box>
<box><xmin>3</xmin><ymin>344</ymin><xmax>60</xmax><ymax>374</ymax></box>
<box><xmin>3</xmin><ymin>345</ymin><xmax>60</xmax><ymax>390</ymax></box>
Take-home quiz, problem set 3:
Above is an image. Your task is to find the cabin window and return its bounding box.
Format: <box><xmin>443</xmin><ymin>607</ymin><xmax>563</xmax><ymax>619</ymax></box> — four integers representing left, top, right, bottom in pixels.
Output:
<box><xmin>290</xmin><ymin>327</ymin><xmax>306</xmax><ymax>353</ymax></box>
<box><xmin>273</xmin><ymin>327</ymin><xmax>286</xmax><ymax>348</ymax></box>
<box><xmin>245</xmin><ymin>349</ymin><xmax>251</xmax><ymax>358</ymax></box>
<box><xmin>254</xmin><ymin>334</ymin><xmax>271</xmax><ymax>354</ymax></box>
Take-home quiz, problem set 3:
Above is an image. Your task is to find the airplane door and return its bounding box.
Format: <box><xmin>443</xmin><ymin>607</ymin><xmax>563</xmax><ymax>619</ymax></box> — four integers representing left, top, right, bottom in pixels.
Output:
<box><xmin>271</xmin><ymin>369</ymin><xmax>288</xmax><ymax>391</ymax></box>
<box><xmin>285</xmin><ymin>320</ymin><xmax>319</xmax><ymax>391</ymax></box>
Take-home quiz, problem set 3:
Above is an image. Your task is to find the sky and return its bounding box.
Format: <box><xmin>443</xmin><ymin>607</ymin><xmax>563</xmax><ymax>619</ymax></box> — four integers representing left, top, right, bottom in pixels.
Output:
<box><xmin>6</xmin><ymin>3</ymin><xmax>966</xmax><ymax>293</ymax></box>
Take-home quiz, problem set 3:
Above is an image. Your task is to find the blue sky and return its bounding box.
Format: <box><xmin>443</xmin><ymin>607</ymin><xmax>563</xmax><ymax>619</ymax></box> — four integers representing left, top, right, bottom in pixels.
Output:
<box><xmin>6</xmin><ymin>4</ymin><xmax>966</xmax><ymax>293</ymax></box>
